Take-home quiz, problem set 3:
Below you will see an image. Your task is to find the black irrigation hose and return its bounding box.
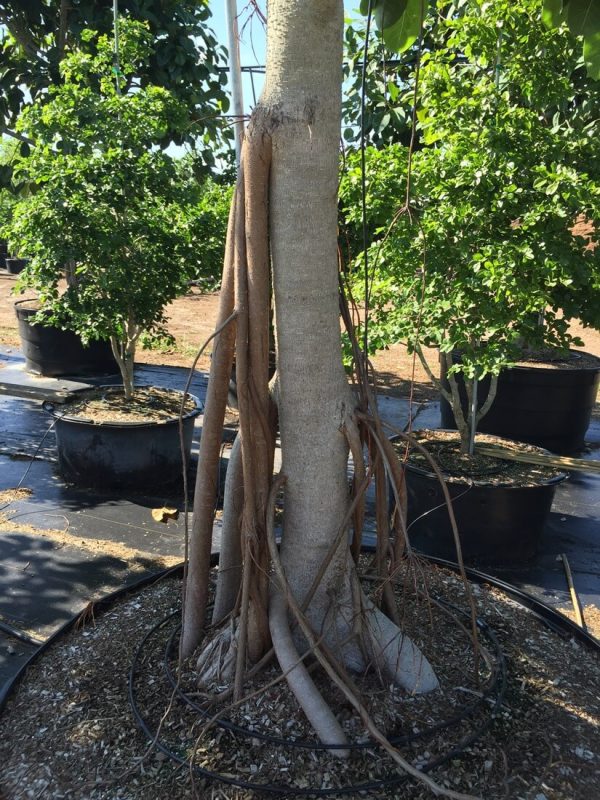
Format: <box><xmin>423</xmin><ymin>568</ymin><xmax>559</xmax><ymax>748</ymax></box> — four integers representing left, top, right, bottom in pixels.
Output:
<box><xmin>0</xmin><ymin>620</ymin><xmax>44</xmax><ymax>648</ymax></box>
<box><xmin>0</xmin><ymin>562</ymin><xmax>187</xmax><ymax>712</ymax></box>
<box><xmin>127</xmin><ymin>603</ymin><xmax>507</xmax><ymax>796</ymax></box>
<box><xmin>127</xmin><ymin>614</ymin><xmax>409</xmax><ymax>796</ymax></box>
<box><xmin>426</xmin><ymin>555</ymin><xmax>600</xmax><ymax>650</ymax></box>
<box><xmin>160</xmin><ymin>607</ymin><xmax>505</xmax><ymax>752</ymax></box>
<box><xmin>3</xmin><ymin>553</ymin><xmax>598</xmax><ymax>794</ymax></box>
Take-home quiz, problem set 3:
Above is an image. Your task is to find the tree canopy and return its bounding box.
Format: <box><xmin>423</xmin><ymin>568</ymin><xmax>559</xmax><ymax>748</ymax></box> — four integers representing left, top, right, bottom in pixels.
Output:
<box><xmin>0</xmin><ymin>0</ymin><xmax>230</xmax><ymax>164</ymax></box>
<box><xmin>5</xmin><ymin>19</ymin><xmax>203</xmax><ymax>398</ymax></box>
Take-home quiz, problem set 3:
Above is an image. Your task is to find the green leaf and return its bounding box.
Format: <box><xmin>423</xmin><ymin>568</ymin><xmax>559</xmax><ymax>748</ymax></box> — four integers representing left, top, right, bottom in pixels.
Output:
<box><xmin>542</xmin><ymin>0</ymin><xmax>566</xmax><ymax>28</ymax></box>
<box><xmin>564</xmin><ymin>0</ymin><xmax>600</xmax><ymax>36</ymax></box>
<box><xmin>583</xmin><ymin>27</ymin><xmax>600</xmax><ymax>78</ymax></box>
<box><xmin>362</xmin><ymin>0</ymin><xmax>424</xmax><ymax>53</ymax></box>
<box><xmin>565</xmin><ymin>0</ymin><xmax>600</xmax><ymax>78</ymax></box>
<box><xmin>543</xmin><ymin>0</ymin><xmax>600</xmax><ymax>79</ymax></box>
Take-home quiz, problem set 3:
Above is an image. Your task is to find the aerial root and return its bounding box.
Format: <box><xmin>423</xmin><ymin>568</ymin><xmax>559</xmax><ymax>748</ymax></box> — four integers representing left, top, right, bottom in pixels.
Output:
<box><xmin>269</xmin><ymin>590</ymin><xmax>350</xmax><ymax>756</ymax></box>
<box><xmin>196</xmin><ymin>618</ymin><xmax>239</xmax><ymax>687</ymax></box>
<box><xmin>212</xmin><ymin>434</ymin><xmax>244</xmax><ymax>626</ymax></box>
<box><xmin>231</xmin><ymin>124</ymin><xmax>274</xmax><ymax>698</ymax></box>
<box><xmin>180</xmin><ymin>180</ymin><xmax>240</xmax><ymax>660</ymax></box>
<box><xmin>344</xmin><ymin>416</ymin><xmax>367</xmax><ymax>562</ymax></box>
<box><xmin>360</xmin><ymin>596</ymin><xmax>439</xmax><ymax>693</ymax></box>
<box><xmin>183</xmin><ymin>121</ymin><xmax>273</xmax><ymax>665</ymax></box>
<box><xmin>266</xmin><ymin>474</ymin><xmax>481</xmax><ymax>800</ymax></box>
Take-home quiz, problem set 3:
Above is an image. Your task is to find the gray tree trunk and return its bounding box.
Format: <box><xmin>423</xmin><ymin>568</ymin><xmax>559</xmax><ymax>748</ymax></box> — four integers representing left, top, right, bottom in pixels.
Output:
<box><xmin>262</xmin><ymin>0</ymin><xmax>437</xmax><ymax>695</ymax></box>
<box><xmin>264</xmin><ymin>0</ymin><xmax>353</xmax><ymax>626</ymax></box>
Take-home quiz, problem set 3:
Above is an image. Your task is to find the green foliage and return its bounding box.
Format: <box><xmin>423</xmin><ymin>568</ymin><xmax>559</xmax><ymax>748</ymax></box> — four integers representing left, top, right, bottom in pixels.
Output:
<box><xmin>360</xmin><ymin>0</ymin><xmax>425</xmax><ymax>53</ymax></box>
<box><xmin>0</xmin><ymin>138</ymin><xmax>19</xmax><ymax>224</ymax></box>
<box><xmin>361</xmin><ymin>0</ymin><xmax>600</xmax><ymax>80</ymax></box>
<box><xmin>542</xmin><ymin>0</ymin><xmax>600</xmax><ymax>78</ymax></box>
<box><xmin>0</xmin><ymin>186</ymin><xmax>15</xmax><ymax>227</ymax></box>
<box><xmin>342</xmin><ymin>0</ymin><xmax>600</xmax><ymax>443</ymax></box>
<box><xmin>342</xmin><ymin>22</ymin><xmax>414</xmax><ymax>146</ymax></box>
<box><xmin>2</xmin><ymin>20</ymin><xmax>208</xmax><ymax>396</ymax></box>
<box><xmin>0</xmin><ymin>0</ymin><xmax>230</xmax><ymax>163</ymax></box>
<box><xmin>186</xmin><ymin>179</ymin><xmax>234</xmax><ymax>291</ymax></box>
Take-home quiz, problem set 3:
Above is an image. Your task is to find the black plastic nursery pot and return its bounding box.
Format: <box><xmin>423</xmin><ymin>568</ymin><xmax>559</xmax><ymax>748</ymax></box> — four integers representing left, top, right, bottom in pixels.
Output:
<box><xmin>5</xmin><ymin>257</ymin><xmax>28</xmax><ymax>275</ymax></box>
<box><xmin>42</xmin><ymin>387</ymin><xmax>202</xmax><ymax>491</ymax></box>
<box><xmin>15</xmin><ymin>299</ymin><xmax>118</xmax><ymax>377</ymax></box>
<box><xmin>397</xmin><ymin>431</ymin><xmax>567</xmax><ymax>565</ymax></box>
<box><xmin>440</xmin><ymin>351</ymin><xmax>600</xmax><ymax>454</ymax></box>
<box><xmin>0</xmin><ymin>241</ymin><xmax>8</xmax><ymax>270</ymax></box>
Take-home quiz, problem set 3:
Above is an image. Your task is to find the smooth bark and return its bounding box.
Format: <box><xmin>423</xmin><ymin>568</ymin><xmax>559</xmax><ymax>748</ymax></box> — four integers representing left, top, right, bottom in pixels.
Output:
<box><xmin>262</xmin><ymin>0</ymin><xmax>437</xmax><ymax>693</ymax></box>
<box><xmin>181</xmin><ymin>197</ymin><xmax>238</xmax><ymax>658</ymax></box>
<box><xmin>265</xmin><ymin>0</ymin><xmax>354</xmax><ymax>633</ymax></box>
<box><xmin>211</xmin><ymin>433</ymin><xmax>244</xmax><ymax>625</ymax></box>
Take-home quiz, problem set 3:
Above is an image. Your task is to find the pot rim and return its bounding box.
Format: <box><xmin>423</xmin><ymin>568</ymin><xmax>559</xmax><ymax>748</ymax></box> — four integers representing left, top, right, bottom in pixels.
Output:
<box><xmin>443</xmin><ymin>347</ymin><xmax>600</xmax><ymax>374</ymax></box>
<box><xmin>392</xmin><ymin>429</ymin><xmax>568</xmax><ymax>489</ymax></box>
<box><xmin>42</xmin><ymin>385</ymin><xmax>203</xmax><ymax>428</ymax></box>
<box><xmin>14</xmin><ymin>298</ymin><xmax>52</xmax><ymax>320</ymax></box>
<box><xmin>14</xmin><ymin>298</ymin><xmax>42</xmax><ymax>309</ymax></box>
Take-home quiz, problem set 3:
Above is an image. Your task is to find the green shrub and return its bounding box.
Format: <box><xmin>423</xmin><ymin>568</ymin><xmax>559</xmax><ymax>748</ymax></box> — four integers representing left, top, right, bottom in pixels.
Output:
<box><xmin>340</xmin><ymin>0</ymin><xmax>600</xmax><ymax>451</ymax></box>
<box><xmin>3</xmin><ymin>19</ymin><xmax>209</xmax><ymax>399</ymax></box>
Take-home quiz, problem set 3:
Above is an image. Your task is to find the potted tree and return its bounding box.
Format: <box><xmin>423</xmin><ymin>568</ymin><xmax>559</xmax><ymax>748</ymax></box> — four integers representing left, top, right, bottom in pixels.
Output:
<box><xmin>3</xmin><ymin>20</ymin><xmax>209</xmax><ymax>490</ymax></box>
<box><xmin>340</xmin><ymin>0</ymin><xmax>600</xmax><ymax>562</ymax></box>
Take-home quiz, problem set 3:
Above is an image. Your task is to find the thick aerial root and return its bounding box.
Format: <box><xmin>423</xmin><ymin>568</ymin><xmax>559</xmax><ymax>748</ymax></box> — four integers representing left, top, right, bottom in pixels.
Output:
<box><xmin>345</xmin><ymin>417</ymin><xmax>366</xmax><ymax>562</ymax></box>
<box><xmin>361</xmin><ymin>597</ymin><xmax>439</xmax><ymax>693</ymax></box>
<box><xmin>231</xmin><ymin>127</ymin><xmax>274</xmax><ymax>693</ymax></box>
<box><xmin>312</xmin><ymin>568</ymin><xmax>438</xmax><ymax>695</ymax></box>
<box><xmin>269</xmin><ymin>590</ymin><xmax>349</xmax><ymax>757</ymax></box>
<box><xmin>181</xmin><ymin>188</ymin><xmax>240</xmax><ymax>660</ymax></box>
<box><xmin>184</xmin><ymin>126</ymin><xmax>273</xmax><ymax>665</ymax></box>
<box><xmin>212</xmin><ymin>434</ymin><xmax>244</xmax><ymax>625</ymax></box>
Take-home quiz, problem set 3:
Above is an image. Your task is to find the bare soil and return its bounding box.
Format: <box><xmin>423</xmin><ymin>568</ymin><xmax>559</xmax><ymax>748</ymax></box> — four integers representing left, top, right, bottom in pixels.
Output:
<box><xmin>62</xmin><ymin>386</ymin><xmax>198</xmax><ymax>424</ymax></box>
<box><xmin>5</xmin><ymin>273</ymin><xmax>600</xmax><ymax>401</ymax></box>
<box><xmin>398</xmin><ymin>431</ymin><xmax>565</xmax><ymax>487</ymax></box>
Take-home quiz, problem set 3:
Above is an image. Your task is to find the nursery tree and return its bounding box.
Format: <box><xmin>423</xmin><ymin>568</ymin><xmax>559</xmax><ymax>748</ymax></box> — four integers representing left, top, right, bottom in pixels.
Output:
<box><xmin>179</xmin><ymin>0</ymin><xmax>599</xmax><ymax>789</ymax></box>
<box><xmin>5</xmin><ymin>20</ymin><xmax>201</xmax><ymax>400</ymax></box>
<box><xmin>340</xmin><ymin>0</ymin><xmax>600</xmax><ymax>453</ymax></box>
<box><xmin>185</xmin><ymin>177</ymin><xmax>235</xmax><ymax>290</ymax></box>
<box><xmin>181</xmin><ymin>4</ymin><xmax>456</xmax><ymax>791</ymax></box>
<box><xmin>342</xmin><ymin>21</ymin><xmax>415</xmax><ymax>147</ymax></box>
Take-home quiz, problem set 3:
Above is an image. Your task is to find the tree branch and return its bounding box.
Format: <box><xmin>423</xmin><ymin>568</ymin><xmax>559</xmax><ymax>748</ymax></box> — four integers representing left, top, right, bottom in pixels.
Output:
<box><xmin>415</xmin><ymin>343</ymin><xmax>451</xmax><ymax>402</ymax></box>
<box><xmin>1</xmin><ymin>128</ymin><xmax>34</xmax><ymax>146</ymax></box>
<box><xmin>57</xmin><ymin>0</ymin><xmax>71</xmax><ymax>63</ymax></box>
<box><xmin>475</xmin><ymin>374</ymin><xmax>499</xmax><ymax>425</ymax></box>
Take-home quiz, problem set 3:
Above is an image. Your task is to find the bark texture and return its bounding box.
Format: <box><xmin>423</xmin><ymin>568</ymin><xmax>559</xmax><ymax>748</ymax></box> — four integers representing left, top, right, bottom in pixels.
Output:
<box><xmin>263</xmin><ymin>0</ymin><xmax>437</xmax><ymax>693</ymax></box>
<box><xmin>265</xmin><ymin>0</ymin><xmax>354</xmax><ymax>639</ymax></box>
<box><xmin>181</xmin><ymin>199</ymin><xmax>238</xmax><ymax>658</ymax></box>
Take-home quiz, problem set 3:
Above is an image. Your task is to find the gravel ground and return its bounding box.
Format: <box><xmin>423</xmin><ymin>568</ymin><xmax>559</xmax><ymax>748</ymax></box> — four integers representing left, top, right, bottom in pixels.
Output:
<box><xmin>1</xmin><ymin>564</ymin><xmax>599</xmax><ymax>800</ymax></box>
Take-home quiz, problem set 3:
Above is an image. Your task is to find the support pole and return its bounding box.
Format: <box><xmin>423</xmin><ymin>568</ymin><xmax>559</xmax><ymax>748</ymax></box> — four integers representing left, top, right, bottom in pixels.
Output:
<box><xmin>113</xmin><ymin>0</ymin><xmax>121</xmax><ymax>97</ymax></box>
<box><xmin>225</xmin><ymin>0</ymin><xmax>245</xmax><ymax>167</ymax></box>
<box><xmin>560</xmin><ymin>553</ymin><xmax>587</xmax><ymax>631</ymax></box>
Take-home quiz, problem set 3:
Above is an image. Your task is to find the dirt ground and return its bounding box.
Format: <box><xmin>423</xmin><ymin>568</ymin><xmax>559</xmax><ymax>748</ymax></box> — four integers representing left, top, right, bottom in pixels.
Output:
<box><xmin>4</xmin><ymin>272</ymin><xmax>600</xmax><ymax>401</ymax></box>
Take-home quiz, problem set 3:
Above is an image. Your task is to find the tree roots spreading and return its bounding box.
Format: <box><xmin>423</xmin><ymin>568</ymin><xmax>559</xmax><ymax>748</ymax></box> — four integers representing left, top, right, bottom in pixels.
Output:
<box><xmin>181</xmin><ymin>120</ymin><xmax>481</xmax><ymax>800</ymax></box>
